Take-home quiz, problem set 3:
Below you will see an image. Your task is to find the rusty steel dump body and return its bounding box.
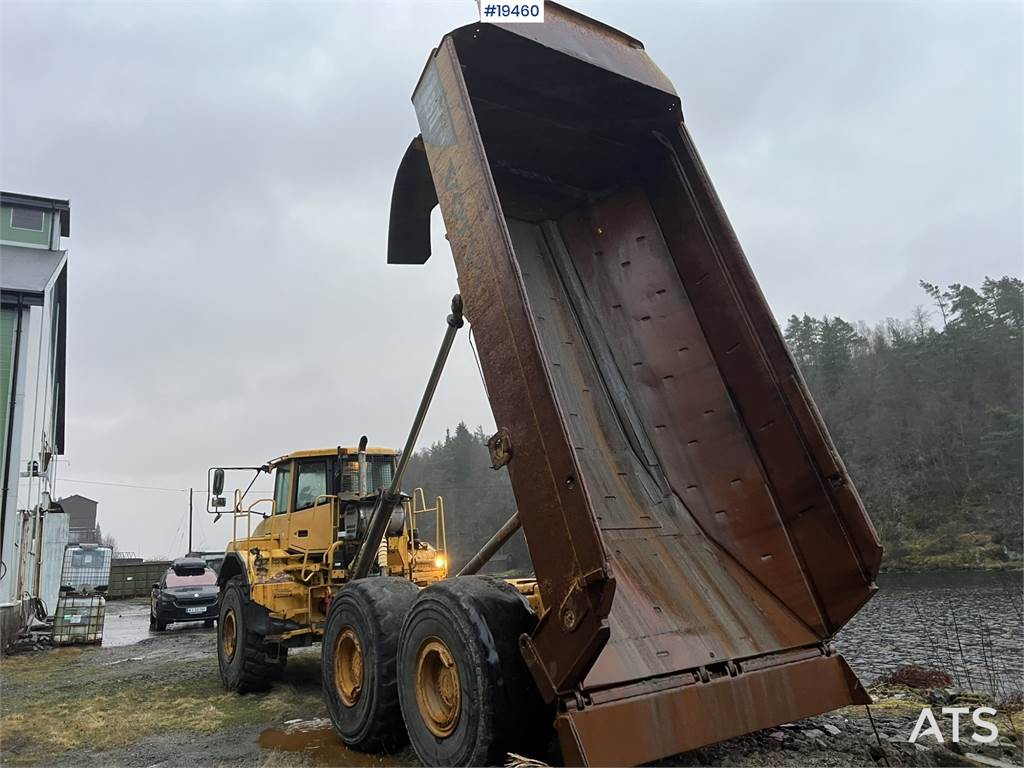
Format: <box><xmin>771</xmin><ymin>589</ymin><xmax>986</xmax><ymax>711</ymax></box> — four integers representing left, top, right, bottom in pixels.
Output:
<box><xmin>388</xmin><ymin>4</ymin><xmax>882</xmax><ymax>765</ymax></box>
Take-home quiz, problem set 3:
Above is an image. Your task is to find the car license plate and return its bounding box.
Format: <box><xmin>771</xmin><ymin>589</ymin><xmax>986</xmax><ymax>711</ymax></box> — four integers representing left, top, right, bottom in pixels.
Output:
<box><xmin>186</xmin><ymin>606</ymin><xmax>206</xmax><ymax>615</ymax></box>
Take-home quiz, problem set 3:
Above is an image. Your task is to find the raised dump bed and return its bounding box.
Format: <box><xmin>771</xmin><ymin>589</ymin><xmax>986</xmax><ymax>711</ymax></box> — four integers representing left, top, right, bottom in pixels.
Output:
<box><xmin>388</xmin><ymin>4</ymin><xmax>882</xmax><ymax>765</ymax></box>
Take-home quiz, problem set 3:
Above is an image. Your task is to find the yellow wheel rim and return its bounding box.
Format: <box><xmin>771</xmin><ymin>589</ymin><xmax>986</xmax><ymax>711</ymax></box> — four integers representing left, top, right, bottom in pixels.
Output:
<box><xmin>415</xmin><ymin>637</ymin><xmax>461</xmax><ymax>738</ymax></box>
<box><xmin>335</xmin><ymin>628</ymin><xmax>364</xmax><ymax>707</ymax></box>
<box><xmin>222</xmin><ymin>609</ymin><xmax>237</xmax><ymax>660</ymax></box>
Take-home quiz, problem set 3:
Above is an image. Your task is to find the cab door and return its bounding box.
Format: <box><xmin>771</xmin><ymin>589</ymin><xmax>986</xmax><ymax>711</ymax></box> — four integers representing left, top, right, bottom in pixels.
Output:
<box><xmin>287</xmin><ymin>458</ymin><xmax>334</xmax><ymax>553</ymax></box>
<box><xmin>251</xmin><ymin>461</ymin><xmax>293</xmax><ymax>541</ymax></box>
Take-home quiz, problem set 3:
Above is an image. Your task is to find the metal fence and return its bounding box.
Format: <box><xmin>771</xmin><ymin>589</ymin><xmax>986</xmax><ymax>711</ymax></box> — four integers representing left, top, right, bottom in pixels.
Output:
<box><xmin>107</xmin><ymin>560</ymin><xmax>172</xmax><ymax>599</ymax></box>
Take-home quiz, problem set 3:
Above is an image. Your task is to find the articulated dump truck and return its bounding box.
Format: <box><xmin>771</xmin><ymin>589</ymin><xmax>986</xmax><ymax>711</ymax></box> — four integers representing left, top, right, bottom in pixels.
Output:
<box><xmin>386</xmin><ymin>3</ymin><xmax>883</xmax><ymax>766</ymax></box>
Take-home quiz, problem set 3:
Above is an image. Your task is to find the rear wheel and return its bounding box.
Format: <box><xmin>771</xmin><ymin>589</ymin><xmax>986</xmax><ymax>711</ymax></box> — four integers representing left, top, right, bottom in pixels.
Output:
<box><xmin>322</xmin><ymin>577</ymin><xmax>419</xmax><ymax>752</ymax></box>
<box><xmin>397</xmin><ymin>576</ymin><xmax>549</xmax><ymax>766</ymax></box>
<box><xmin>218</xmin><ymin>575</ymin><xmax>287</xmax><ymax>692</ymax></box>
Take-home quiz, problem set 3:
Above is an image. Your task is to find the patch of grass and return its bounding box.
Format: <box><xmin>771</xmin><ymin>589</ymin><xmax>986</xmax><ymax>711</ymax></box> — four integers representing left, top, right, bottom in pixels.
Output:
<box><xmin>4</xmin><ymin>687</ymin><xmax>225</xmax><ymax>753</ymax></box>
<box><xmin>0</xmin><ymin>654</ymin><xmax>326</xmax><ymax>764</ymax></box>
<box><xmin>883</xmin><ymin>530</ymin><xmax>1022</xmax><ymax>571</ymax></box>
<box><xmin>0</xmin><ymin>647</ymin><xmax>84</xmax><ymax>685</ymax></box>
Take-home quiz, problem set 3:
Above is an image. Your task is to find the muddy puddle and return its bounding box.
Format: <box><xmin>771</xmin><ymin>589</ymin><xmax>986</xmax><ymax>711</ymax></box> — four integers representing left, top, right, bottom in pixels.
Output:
<box><xmin>259</xmin><ymin>718</ymin><xmax>404</xmax><ymax>766</ymax></box>
<box><xmin>101</xmin><ymin>601</ymin><xmax>156</xmax><ymax>647</ymax></box>
<box><xmin>101</xmin><ymin>598</ymin><xmax>215</xmax><ymax>648</ymax></box>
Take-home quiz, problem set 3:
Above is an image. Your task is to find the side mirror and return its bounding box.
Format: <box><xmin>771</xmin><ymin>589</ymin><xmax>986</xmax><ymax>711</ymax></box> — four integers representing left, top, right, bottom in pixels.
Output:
<box><xmin>212</xmin><ymin>468</ymin><xmax>225</xmax><ymax>496</ymax></box>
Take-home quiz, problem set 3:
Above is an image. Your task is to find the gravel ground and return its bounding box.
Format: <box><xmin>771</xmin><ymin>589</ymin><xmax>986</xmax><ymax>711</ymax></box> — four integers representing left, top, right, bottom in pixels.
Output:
<box><xmin>658</xmin><ymin>686</ymin><xmax>1023</xmax><ymax>768</ymax></box>
<box><xmin>1</xmin><ymin>598</ymin><xmax>1021</xmax><ymax>767</ymax></box>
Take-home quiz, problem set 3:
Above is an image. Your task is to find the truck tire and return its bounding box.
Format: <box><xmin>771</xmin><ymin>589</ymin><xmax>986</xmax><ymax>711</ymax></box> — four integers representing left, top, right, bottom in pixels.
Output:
<box><xmin>322</xmin><ymin>577</ymin><xmax>420</xmax><ymax>753</ymax></box>
<box><xmin>218</xmin><ymin>575</ymin><xmax>287</xmax><ymax>692</ymax></box>
<box><xmin>397</xmin><ymin>576</ymin><xmax>550</xmax><ymax>766</ymax></box>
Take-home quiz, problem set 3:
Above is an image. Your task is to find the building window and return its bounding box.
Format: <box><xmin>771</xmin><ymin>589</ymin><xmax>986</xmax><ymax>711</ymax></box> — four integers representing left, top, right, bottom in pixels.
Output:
<box><xmin>10</xmin><ymin>208</ymin><xmax>45</xmax><ymax>231</ymax></box>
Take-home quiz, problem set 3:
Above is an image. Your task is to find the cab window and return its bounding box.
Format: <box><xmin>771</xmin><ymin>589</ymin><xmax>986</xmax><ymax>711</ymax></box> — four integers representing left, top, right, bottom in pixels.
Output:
<box><xmin>339</xmin><ymin>458</ymin><xmax>360</xmax><ymax>493</ymax></box>
<box><xmin>338</xmin><ymin>455</ymin><xmax>394</xmax><ymax>494</ymax></box>
<box><xmin>367</xmin><ymin>456</ymin><xmax>394</xmax><ymax>492</ymax></box>
<box><xmin>273</xmin><ymin>465</ymin><xmax>291</xmax><ymax>515</ymax></box>
<box><xmin>295</xmin><ymin>460</ymin><xmax>328</xmax><ymax>511</ymax></box>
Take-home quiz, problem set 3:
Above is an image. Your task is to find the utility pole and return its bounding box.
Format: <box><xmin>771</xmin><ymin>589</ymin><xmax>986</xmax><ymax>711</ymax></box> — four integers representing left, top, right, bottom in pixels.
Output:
<box><xmin>188</xmin><ymin>488</ymin><xmax>193</xmax><ymax>554</ymax></box>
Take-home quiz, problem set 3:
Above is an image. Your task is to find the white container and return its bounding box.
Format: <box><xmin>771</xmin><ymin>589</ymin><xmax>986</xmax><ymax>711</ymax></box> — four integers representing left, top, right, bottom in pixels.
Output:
<box><xmin>39</xmin><ymin>511</ymin><xmax>69</xmax><ymax>616</ymax></box>
<box><xmin>60</xmin><ymin>544</ymin><xmax>112</xmax><ymax>592</ymax></box>
<box><xmin>52</xmin><ymin>594</ymin><xmax>105</xmax><ymax>645</ymax></box>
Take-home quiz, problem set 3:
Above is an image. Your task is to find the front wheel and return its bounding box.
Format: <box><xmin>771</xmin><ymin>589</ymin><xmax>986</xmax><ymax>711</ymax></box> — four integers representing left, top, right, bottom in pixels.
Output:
<box><xmin>397</xmin><ymin>576</ymin><xmax>550</xmax><ymax>766</ymax></box>
<box><xmin>218</xmin><ymin>575</ymin><xmax>287</xmax><ymax>692</ymax></box>
<box><xmin>151</xmin><ymin>611</ymin><xmax>166</xmax><ymax>632</ymax></box>
<box><xmin>322</xmin><ymin>577</ymin><xmax>419</xmax><ymax>752</ymax></box>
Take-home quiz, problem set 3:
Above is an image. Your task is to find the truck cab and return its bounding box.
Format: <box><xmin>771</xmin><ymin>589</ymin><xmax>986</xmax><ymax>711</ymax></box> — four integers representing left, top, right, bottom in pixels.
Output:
<box><xmin>246</xmin><ymin>447</ymin><xmax>397</xmax><ymax>556</ymax></box>
<box><xmin>213</xmin><ymin>446</ymin><xmax>448</xmax><ymax>658</ymax></box>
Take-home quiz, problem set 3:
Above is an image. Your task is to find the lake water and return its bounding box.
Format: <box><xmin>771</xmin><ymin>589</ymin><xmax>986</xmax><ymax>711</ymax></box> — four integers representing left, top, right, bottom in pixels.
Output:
<box><xmin>834</xmin><ymin>570</ymin><xmax>1023</xmax><ymax>696</ymax></box>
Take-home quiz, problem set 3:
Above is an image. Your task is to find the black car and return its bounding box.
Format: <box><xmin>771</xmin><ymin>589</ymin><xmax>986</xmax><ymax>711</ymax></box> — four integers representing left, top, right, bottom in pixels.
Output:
<box><xmin>150</xmin><ymin>557</ymin><xmax>219</xmax><ymax>631</ymax></box>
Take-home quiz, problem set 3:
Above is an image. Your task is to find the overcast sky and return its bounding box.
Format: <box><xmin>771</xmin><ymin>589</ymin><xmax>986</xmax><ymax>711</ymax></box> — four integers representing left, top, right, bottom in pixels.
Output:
<box><xmin>2</xmin><ymin>1</ymin><xmax>1020</xmax><ymax>558</ymax></box>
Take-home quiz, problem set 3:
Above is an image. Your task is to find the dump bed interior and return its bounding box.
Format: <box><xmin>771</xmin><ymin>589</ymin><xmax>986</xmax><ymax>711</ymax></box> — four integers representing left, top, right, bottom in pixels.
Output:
<box><xmin>448</xmin><ymin>19</ymin><xmax>881</xmax><ymax>695</ymax></box>
<box><xmin>512</xmin><ymin>210</ymin><xmax>822</xmax><ymax>690</ymax></box>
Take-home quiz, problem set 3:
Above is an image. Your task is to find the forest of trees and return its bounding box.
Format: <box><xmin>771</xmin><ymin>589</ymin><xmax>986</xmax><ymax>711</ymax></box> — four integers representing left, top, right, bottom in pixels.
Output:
<box><xmin>784</xmin><ymin>276</ymin><xmax>1022</xmax><ymax>568</ymax></box>
<box><xmin>403</xmin><ymin>424</ymin><xmax>527</xmax><ymax>573</ymax></box>
<box><xmin>407</xmin><ymin>276</ymin><xmax>1022</xmax><ymax>573</ymax></box>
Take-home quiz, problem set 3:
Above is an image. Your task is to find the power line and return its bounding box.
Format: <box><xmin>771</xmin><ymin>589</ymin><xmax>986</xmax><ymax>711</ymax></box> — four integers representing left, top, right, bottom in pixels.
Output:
<box><xmin>60</xmin><ymin>477</ymin><xmax>273</xmax><ymax>494</ymax></box>
<box><xmin>61</xmin><ymin>478</ymin><xmax>189</xmax><ymax>492</ymax></box>
<box><xmin>60</xmin><ymin>474</ymin><xmax>502</xmax><ymax>494</ymax></box>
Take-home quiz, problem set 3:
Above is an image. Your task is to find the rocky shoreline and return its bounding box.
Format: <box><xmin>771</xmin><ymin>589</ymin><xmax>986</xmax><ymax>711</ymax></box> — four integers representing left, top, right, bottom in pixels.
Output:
<box><xmin>659</xmin><ymin>683</ymin><xmax>1023</xmax><ymax>768</ymax></box>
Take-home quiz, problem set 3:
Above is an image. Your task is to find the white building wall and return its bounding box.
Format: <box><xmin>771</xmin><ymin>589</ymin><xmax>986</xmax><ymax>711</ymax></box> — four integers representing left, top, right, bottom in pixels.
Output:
<box><xmin>0</xmin><ymin>303</ymin><xmax>33</xmax><ymax>607</ymax></box>
<box><xmin>1</xmin><ymin>266</ymin><xmax>64</xmax><ymax>646</ymax></box>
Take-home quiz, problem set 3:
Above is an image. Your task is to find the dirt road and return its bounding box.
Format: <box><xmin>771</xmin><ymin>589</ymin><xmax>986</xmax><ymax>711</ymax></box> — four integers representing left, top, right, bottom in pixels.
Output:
<box><xmin>1</xmin><ymin>598</ymin><xmax>1020</xmax><ymax>767</ymax></box>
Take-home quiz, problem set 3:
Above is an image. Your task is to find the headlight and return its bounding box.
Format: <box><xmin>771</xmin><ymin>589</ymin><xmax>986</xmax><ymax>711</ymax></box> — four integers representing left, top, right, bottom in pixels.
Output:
<box><xmin>434</xmin><ymin>556</ymin><xmax>446</xmax><ymax>569</ymax></box>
